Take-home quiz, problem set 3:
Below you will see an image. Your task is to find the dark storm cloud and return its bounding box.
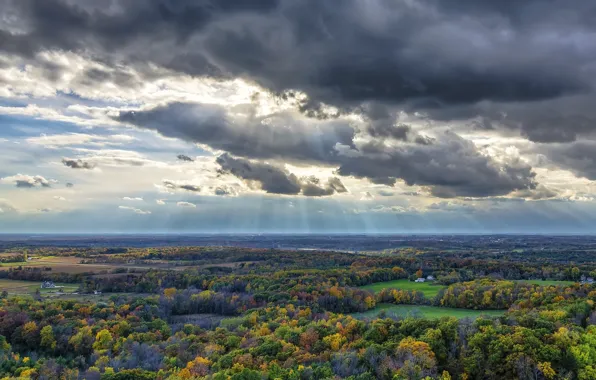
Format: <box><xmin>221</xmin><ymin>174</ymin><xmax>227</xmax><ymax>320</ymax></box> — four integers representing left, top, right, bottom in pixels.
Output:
<box><xmin>368</xmin><ymin>124</ymin><xmax>410</xmax><ymax>141</ymax></box>
<box><xmin>177</xmin><ymin>154</ymin><xmax>194</xmax><ymax>162</ymax></box>
<box><xmin>3</xmin><ymin>0</ymin><xmax>593</xmax><ymax>108</ymax></box>
<box><xmin>301</xmin><ymin>176</ymin><xmax>348</xmax><ymax>197</ymax></box>
<box><xmin>538</xmin><ymin>141</ymin><xmax>596</xmax><ymax>180</ymax></box>
<box><xmin>62</xmin><ymin>158</ymin><xmax>95</xmax><ymax>169</ymax></box>
<box><xmin>216</xmin><ymin>154</ymin><xmax>347</xmax><ymax>196</ymax></box>
<box><xmin>116</xmin><ymin>102</ymin><xmax>355</xmax><ymax>163</ymax></box>
<box><xmin>120</xmin><ymin>101</ymin><xmax>536</xmax><ymax>198</ymax></box>
<box><xmin>6</xmin><ymin>0</ymin><xmax>584</xmax><ymax>145</ymax></box>
<box><xmin>217</xmin><ymin>153</ymin><xmax>301</xmax><ymax>195</ymax></box>
<box><xmin>335</xmin><ymin>132</ymin><xmax>537</xmax><ymax>198</ymax></box>
<box><xmin>4</xmin><ymin>0</ymin><xmax>592</xmax><ymax>198</ymax></box>
<box><xmin>427</xmin><ymin>95</ymin><xmax>596</xmax><ymax>143</ymax></box>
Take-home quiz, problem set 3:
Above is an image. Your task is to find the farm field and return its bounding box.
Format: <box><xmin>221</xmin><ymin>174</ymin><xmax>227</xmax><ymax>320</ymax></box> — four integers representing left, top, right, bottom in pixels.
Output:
<box><xmin>359</xmin><ymin>279</ymin><xmax>444</xmax><ymax>298</ymax></box>
<box><xmin>0</xmin><ymin>279</ymin><xmax>80</xmax><ymax>294</ymax></box>
<box><xmin>0</xmin><ymin>255</ymin><xmax>253</xmax><ymax>275</ymax></box>
<box><xmin>0</xmin><ymin>256</ymin><xmax>116</xmax><ymax>273</ymax></box>
<box><xmin>352</xmin><ymin>303</ymin><xmax>506</xmax><ymax>320</ymax></box>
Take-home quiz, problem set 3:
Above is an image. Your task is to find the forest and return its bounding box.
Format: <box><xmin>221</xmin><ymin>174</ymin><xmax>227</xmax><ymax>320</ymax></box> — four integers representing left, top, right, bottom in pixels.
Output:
<box><xmin>0</xmin><ymin>241</ymin><xmax>596</xmax><ymax>379</ymax></box>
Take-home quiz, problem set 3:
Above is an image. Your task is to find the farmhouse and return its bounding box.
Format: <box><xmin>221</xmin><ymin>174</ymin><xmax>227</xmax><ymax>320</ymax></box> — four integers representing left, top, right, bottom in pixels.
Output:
<box><xmin>415</xmin><ymin>278</ymin><xmax>425</xmax><ymax>283</ymax></box>
<box><xmin>41</xmin><ymin>281</ymin><xmax>55</xmax><ymax>289</ymax></box>
<box><xmin>426</xmin><ymin>275</ymin><xmax>435</xmax><ymax>281</ymax></box>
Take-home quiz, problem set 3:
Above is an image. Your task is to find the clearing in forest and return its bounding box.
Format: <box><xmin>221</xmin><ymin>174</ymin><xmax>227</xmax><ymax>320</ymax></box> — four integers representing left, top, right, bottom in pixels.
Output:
<box><xmin>360</xmin><ymin>279</ymin><xmax>444</xmax><ymax>298</ymax></box>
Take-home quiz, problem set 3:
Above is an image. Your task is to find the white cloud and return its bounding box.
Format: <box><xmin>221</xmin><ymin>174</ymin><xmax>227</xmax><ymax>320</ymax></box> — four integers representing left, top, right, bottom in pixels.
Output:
<box><xmin>53</xmin><ymin>196</ymin><xmax>66</xmax><ymax>201</ymax></box>
<box><xmin>118</xmin><ymin>205</ymin><xmax>151</xmax><ymax>215</ymax></box>
<box><xmin>71</xmin><ymin>149</ymin><xmax>167</xmax><ymax>168</ymax></box>
<box><xmin>26</xmin><ymin>133</ymin><xmax>136</xmax><ymax>148</ymax></box>
<box><xmin>0</xmin><ymin>174</ymin><xmax>55</xmax><ymax>188</ymax></box>
<box><xmin>427</xmin><ymin>201</ymin><xmax>477</xmax><ymax>213</ymax></box>
<box><xmin>176</xmin><ymin>201</ymin><xmax>196</xmax><ymax>208</ymax></box>
<box><xmin>370</xmin><ymin>205</ymin><xmax>416</xmax><ymax>213</ymax></box>
<box><xmin>0</xmin><ymin>199</ymin><xmax>16</xmax><ymax>213</ymax></box>
<box><xmin>123</xmin><ymin>197</ymin><xmax>143</xmax><ymax>201</ymax></box>
<box><xmin>156</xmin><ymin>199</ymin><xmax>166</xmax><ymax>205</ymax></box>
<box><xmin>360</xmin><ymin>192</ymin><xmax>374</xmax><ymax>201</ymax></box>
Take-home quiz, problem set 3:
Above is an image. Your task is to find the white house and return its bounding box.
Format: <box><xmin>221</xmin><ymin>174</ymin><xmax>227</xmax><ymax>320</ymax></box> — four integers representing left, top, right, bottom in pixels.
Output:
<box><xmin>426</xmin><ymin>275</ymin><xmax>435</xmax><ymax>281</ymax></box>
<box><xmin>41</xmin><ymin>281</ymin><xmax>56</xmax><ymax>289</ymax></box>
<box><xmin>415</xmin><ymin>278</ymin><xmax>425</xmax><ymax>283</ymax></box>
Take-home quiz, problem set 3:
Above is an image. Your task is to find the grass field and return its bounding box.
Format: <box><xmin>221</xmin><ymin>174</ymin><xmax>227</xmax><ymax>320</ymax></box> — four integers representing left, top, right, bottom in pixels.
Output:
<box><xmin>352</xmin><ymin>303</ymin><xmax>505</xmax><ymax>320</ymax></box>
<box><xmin>514</xmin><ymin>279</ymin><xmax>576</xmax><ymax>286</ymax></box>
<box><xmin>0</xmin><ymin>279</ymin><xmax>80</xmax><ymax>294</ymax></box>
<box><xmin>360</xmin><ymin>279</ymin><xmax>444</xmax><ymax>298</ymax></box>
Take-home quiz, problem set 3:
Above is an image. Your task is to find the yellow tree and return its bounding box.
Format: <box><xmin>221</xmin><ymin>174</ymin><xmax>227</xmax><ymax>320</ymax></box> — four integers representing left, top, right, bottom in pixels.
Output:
<box><xmin>163</xmin><ymin>287</ymin><xmax>177</xmax><ymax>299</ymax></box>
<box><xmin>396</xmin><ymin>337</ymin><xmax>437</xmax><ymax>379</ymax></box>
<box><xmin>93</xmin><ymin>329</ymin><xmax>113</xmax><ymax>351</ymax></box>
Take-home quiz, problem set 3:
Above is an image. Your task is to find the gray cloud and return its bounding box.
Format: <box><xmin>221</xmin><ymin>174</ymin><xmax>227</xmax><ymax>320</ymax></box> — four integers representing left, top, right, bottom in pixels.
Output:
<box><xmin>214</xmin><ymin>186</ymin><xmax>237</xmax><ymax>197</ymax></box>
<box><xmin>510</xmin><ymin>185</ymin><xmax>559</xmax><ymax>201</ymax></box>
<box><xmin>3</xmin><ymin>0</ymin><xmax>590</xmax><ymax>199</ymax></box>
<box><xmin>368</xmin><ymin>123</ymin><xmax>410</xmax><ymax>141</ymax></box>
<box><xmin>336</xmin><ymin>131</ymin><xmax>536</xmax><ymax>197</ymax></box>
<box><xmin>1</xmin><ymin>174</ymin><xmax>53</xmax><ymax>188</ymax></box>
<box><xmin>177</xmin><ymin>154</ymin><xmax>194</xmax><ymax>162</ymax></box>
<box><xmin>538</xmin><ymin>141</ymin><xmax>596</xmax><ymax>180</ymax></box>
<box><xmin>62</xmin><ymin>158</ymin><xmax>95</xmax><ymax>170</ymax></box>
<box><xmin>117</xmin><ymin>102</ymin><xmax>355</xmax><ymax>163</ymax></box>
<box><xmin>163</xmin><ymin>180</ymin><xmax>201</xmax><ymax>192</ymax></box>
<box><xmin>65</xmin><ymin>182</ymin><xmax>74</xmax><ymax>188</ymax></box>
<box><xmin>217</xmin><ymin>153</ymin><xmax>347</xmax><ymax>196</ymax></box>
<box><xmin>5</xmin><ymin>0</ymin><xmax>594</xmax><ymax>138</ymax></box>
<box><xmin>301</xmin><ymin>176</ymin><xmax>348</xmax><ymax>197</ymax></box>
<box><xmin>120</xmin><ymin>101</ymin><xmax>536</xmax><ymax>198</ymax></box>
<box><xmin>216</xmin><ymin>153</ymin><xmax>301</xmax><ymax>195</ymax></box>
<box><xmin>427</xmin><ymin>95</ymin><xmax>596</xmax><ymax>143</ymax></box>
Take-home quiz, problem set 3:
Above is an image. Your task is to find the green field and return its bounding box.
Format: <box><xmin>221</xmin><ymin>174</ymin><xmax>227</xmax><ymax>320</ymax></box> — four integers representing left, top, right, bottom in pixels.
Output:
<box><xmin>360</xmin><ymin>279</ymin><xmax>444</xmax><ymax>298</ymax></box>
<box><xmin>0</xmin><ymin>279</ymin><xmax>80</xmax><ymax>294</ymax></box>
<box><xmin>515</xmin><ymin>279</ymin><xmax>576</xmax><ymax>286</ymax></box>
<box><xmin>352</xmin><ymin>303</ymin><xmax>506</xmax><ymax>320</ymax></box>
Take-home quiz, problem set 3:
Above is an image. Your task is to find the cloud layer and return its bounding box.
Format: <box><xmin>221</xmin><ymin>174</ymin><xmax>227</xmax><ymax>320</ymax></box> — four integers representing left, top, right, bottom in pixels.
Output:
<box><xmin>0</xmin><ymin>1</ymin><xmax>596</xmax><ymax>232</ymax></box>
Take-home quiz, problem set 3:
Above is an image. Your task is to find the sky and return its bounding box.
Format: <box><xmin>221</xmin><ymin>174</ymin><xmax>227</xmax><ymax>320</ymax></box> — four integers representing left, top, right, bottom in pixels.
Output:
<box><xmin>1</xmin><ymin>0</ymin><xmax>596</xmax><ymax>233</ymax></box>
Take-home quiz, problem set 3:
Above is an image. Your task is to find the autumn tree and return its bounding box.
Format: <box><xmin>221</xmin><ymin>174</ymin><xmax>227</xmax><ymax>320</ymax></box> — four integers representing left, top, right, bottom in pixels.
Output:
<box><xmin>40</xmin><ymin>325</ymin><xmax>56</xmax><ymax>351</ymax></box>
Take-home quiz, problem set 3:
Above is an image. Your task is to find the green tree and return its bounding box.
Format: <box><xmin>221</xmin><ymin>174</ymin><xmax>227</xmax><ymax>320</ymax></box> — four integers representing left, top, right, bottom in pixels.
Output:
<box><xmin>40</xmin><ymin>325</ymin><xmax>56</xmax><ymax>350</ymax></box>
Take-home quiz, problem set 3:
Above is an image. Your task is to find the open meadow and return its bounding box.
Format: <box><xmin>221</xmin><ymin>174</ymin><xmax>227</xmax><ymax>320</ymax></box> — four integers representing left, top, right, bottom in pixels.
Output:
<box><xmin>359</xmin><ymin>278</ymin><xmax>444</xmax><ymax>298</ymax></box>
<box><xmin>352</xmin><ymin>303</ymin><xmax>506</xmax><ymax>320</ymax></box>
